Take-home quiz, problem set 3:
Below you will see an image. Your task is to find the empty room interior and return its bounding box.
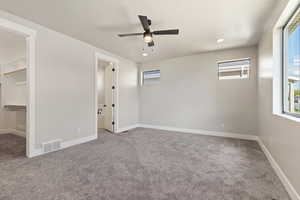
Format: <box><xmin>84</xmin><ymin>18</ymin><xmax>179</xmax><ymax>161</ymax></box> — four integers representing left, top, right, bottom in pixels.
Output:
<box><xmin>0</xmin><ymin>0</ymin><xmax>299</xmax><ymax>199</ymax></box>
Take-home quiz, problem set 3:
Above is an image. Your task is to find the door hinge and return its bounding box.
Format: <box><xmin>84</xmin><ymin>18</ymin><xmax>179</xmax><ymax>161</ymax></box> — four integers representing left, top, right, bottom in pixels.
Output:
<box><xmin>112</xmin><ymin>68</ymin><xmax>115</xmax><ymax>72</ymax></box>
<box><xmin>112</xmin><ymin>86</ymin><xmax>115</xmax><ymax>90</ymax></box>
<box><xmin>112</xmin><ymin>104</ymin><xmax>115</xmax><ymax>107</ymax></box>
<box><xmin>112</xmin><ymin>121</ymin><xmax>115</xmax><ymax>125</ymax></box>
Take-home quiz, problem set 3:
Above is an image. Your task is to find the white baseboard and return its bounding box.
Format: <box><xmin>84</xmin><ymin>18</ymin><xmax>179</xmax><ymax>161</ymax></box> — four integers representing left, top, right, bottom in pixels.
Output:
<box><xmin>61</xmin><ymin>134</ymin><xmax>97</xmax><ymax>149</ymax></box>
<box><xmin>29</xmin><ymin>134</ymin><xmax>98</xmax><ymax>158</ymax></box>
<box><xmin>29</xmin><ymin>148</ymin><xmax>44</xmax><ymax>158</ymax></box>
<box><xmin>116</xmin><ymin>124</ymin><xmax>139</xmax><ymax>133</ymax></box>
<box><xmin>0</xmin><ymin>129</ymin><xmax>26</xmax><ymax>137</ymax></box>
<box><xmin>0</xmin><ymin>129</ymin><xmax>10</xmax><ymax>134</ymax></box>
<box><xmin>11</xmin><ymin>129</ymin><xmax>26</xmax><ymax>137</ymax></box>
<box><xmin>258</xmin><ymin>139</ymin><xmax>300</xmax><ymax>200</ymax></box>
<box><xmin>138</xmin><ymin>123</ymin><xmax>258</xmax><ymax>141</ymax></box>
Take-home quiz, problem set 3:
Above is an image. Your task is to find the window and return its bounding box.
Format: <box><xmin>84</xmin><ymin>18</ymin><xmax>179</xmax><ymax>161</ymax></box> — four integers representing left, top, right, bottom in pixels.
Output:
<box><xmin>142</xmin><ymin>70</ymin><xmax>160</xmax><ymax>85</ymax></box>
<box><xmin>218</xmin><ymin>58</ymin><xmax>251</xmax><ymax>80</ymax></box>
<box><xmin>283</xmin><ymin>6</ymin><xmax>300</xmax><ymax>116</ymax></box>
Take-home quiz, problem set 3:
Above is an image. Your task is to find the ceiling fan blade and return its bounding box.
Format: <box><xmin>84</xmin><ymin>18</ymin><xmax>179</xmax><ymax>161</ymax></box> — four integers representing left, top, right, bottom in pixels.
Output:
<box><xmin>148</xmin><ymin>41</ymin><xmax>154</xmax><ymax>47</ymax></box>
<box><xmin>153</xmin><ymin>29</ymin><xmax>179</xmax><ymax>35</ymax></box>
<box><xmin>138</xmin><ymin>15</ymin><xmax>150</xmax><ymax>32</ymax></box>
<box><xmin>118</xmin><ymin>33</ymin><xmax>144</xmax><ymax>37</ymax></box>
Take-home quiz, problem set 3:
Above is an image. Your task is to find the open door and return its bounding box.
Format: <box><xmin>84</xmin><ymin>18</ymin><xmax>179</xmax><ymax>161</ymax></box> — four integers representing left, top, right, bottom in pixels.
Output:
<box><xmin>103</xmin><ymin>63</ymin><xmax>115</xmax><ymax>132</ymax></box>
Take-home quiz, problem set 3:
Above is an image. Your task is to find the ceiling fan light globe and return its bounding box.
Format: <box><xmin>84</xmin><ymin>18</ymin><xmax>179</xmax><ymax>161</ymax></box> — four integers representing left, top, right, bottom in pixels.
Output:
<box><xmin>144</xmin><ymin>34</ymin><xmax>153</xmax><ymax>43</ymax></box>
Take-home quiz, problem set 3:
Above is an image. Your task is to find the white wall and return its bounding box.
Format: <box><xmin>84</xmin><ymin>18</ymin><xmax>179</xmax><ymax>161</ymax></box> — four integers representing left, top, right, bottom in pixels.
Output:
<box><xmin>118</xmin><ymin>58</ymin><xmax>139</xmax><ymax>128</ymax></box>
<box><xmin>139</xmin><ymin>46</ymin><xmax>258</xmax><ymax>135</ymax></box>
<box><xmin>0</xmin><ymin>10</ymin><xmax>139</xmax><ymax>150</ymax></box>
<box><xmin>257</xmin><ymin>0</ymin><xmax>300</xmax><ymax>196</ymax></box>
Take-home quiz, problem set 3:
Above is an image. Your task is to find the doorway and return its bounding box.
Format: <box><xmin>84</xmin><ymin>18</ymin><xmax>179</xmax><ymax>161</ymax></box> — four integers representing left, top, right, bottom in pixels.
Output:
<box><xmin>95</xmin><ymin>53</ymin><xmax>119</xmax><ymax>134</ymax></box>
<box><xmin>0</xmin><ymin>18</ymin><xmax>36</xmax><ymax>158</ymax></box>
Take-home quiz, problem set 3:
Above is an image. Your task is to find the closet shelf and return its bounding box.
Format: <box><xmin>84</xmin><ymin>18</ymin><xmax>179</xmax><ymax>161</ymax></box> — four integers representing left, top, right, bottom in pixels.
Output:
<box><xmin>3</xmin><ymin>68</ymin><xmax>26</xmax><ymax>76</ymax></box>
<box><xmin>16</xmin><ymin>81</ymin><xmax>27</xmax><ymax>86</ymax></box>
<box><xmin>4</xmin><ymin>105</ymin><xmax>26</xmax><ymax>110</ymax></box>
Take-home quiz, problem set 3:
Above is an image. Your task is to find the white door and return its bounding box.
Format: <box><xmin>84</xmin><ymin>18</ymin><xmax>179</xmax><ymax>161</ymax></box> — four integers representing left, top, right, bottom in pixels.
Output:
<box><xmin>103</xmin><ymin>63</ymin><xmax>114</xmax><ymax>132</ymax></box>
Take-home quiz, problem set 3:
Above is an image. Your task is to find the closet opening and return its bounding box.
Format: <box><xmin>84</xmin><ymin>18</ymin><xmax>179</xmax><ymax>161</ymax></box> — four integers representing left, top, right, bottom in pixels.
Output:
<box><xmin>0</xmin><ymin>28</ymin><xmax>27</xmax><ymax>158</ymax></box>
<box><xmin>0</xmin><ymin>19</ymin><xmax>36</xmax><ymax>158</ymax></box>
<box><xmin>95</xmin><ymin>53</ymin><xmax>119</xmax><ymax>135</ymax></box>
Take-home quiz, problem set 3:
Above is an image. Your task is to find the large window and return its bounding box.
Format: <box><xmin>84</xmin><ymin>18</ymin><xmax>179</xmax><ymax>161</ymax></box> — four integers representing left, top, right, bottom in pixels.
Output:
<box><xmin>283</xmin><ymin>6</ymin><xmax>300</xmax><ymax>116</ymax></box>
<box><xmin>218</xmin><ymin>58</ymin><xmax>250</xmax><ymax>80</ymax></box>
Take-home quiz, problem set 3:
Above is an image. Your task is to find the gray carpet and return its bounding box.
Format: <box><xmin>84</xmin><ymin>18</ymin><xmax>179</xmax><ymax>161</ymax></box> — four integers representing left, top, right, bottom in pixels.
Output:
<box><xmin>0</xmin><ymin>128</ymin><xmax>290</xmax><ymax>200</ymax></box>
<box><xmin>0</xmin><ymin>134</ymin><xmax>26</xmax><ymax>161</ymax></box>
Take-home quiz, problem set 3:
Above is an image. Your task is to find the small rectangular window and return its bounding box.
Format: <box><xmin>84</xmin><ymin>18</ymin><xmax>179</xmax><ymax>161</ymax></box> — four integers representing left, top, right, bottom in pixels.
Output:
<box><xmin>218</xmin><ymin>58</ymin><xmax>250</xmax><ymax>80</ymax></box>
<box><xmin>142</xmin><ymin>70</ymin><xmax>160</xmax><ymax>85</ymax></box>
<box><xmin>283</xmin><ymin>6</ymin><xmax>300</xmax><ymax>116</ymax></box>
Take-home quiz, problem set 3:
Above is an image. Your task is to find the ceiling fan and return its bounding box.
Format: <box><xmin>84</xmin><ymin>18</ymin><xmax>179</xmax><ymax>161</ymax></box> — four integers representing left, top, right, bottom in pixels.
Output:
<box><xmin>118</xmin><ymin>15</ymin><xmax>179</xmax><ymax>47</ymax></box>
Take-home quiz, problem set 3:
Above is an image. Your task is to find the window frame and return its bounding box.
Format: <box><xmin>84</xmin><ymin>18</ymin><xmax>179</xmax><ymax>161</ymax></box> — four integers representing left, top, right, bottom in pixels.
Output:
<box><xmin>141</xmin><ymin>69</ymin><xmax>161</xmax><ymax>85</ymax></box>
<box><xmin>282</xmin><ymin>5</ymin><xmax>300</xmax><ymax>118</ymax></box>
<box><xmin>217</xmin><ymin>58</ymin><xmax>251</xmax><ymax>80</ymax></box>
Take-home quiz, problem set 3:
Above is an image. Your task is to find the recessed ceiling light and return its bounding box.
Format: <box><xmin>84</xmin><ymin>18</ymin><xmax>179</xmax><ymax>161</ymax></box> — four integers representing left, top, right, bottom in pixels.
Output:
<box><xmin>142</xmin><ymin>52</ymin><xmax>148</xmax><ymax>57</ymax></box>
<box><xmin>217</xmin><ymin>38</ymin><xmax>224</xmax><ymax>43</ymax></box>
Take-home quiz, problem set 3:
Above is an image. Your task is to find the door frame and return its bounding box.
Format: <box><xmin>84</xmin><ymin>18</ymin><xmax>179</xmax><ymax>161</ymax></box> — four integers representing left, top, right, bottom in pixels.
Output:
<box><xmin>0</xmin><ymin>18</ymin><xmax>37</xmax><ymax>157</ymax></box>
<box><xmin>95</xmin><ymin>52</ymin><xmax>119</xmax><ymax>134</ymax></box>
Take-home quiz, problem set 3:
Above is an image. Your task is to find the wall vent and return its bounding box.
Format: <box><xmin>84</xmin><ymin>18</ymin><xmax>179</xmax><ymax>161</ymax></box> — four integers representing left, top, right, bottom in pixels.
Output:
<box><xmin>42</xmin><ymin>140</ymin><xmax>62</xmax><ymax>153</ymax></box>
